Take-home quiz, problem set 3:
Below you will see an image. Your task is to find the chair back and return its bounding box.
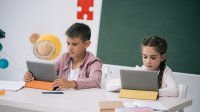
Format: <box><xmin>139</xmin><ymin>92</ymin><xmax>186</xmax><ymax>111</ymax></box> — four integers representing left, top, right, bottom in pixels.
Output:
<box><xmin>178</xmin><ymin>84</ymin><xmax>188</xmax><ymax>112</ymax></box>
<box><xmin>178</xmin><ymin>84</ymin><xmax>188</xmax><ymax>98</ymax></box>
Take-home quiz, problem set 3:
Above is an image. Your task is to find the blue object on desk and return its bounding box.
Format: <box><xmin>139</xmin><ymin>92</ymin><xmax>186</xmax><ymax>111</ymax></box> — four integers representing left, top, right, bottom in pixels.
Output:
<box><xmin>42</xmin><ymin>91</ymin><xmax>64</xmax><ymax>94</ymax></box>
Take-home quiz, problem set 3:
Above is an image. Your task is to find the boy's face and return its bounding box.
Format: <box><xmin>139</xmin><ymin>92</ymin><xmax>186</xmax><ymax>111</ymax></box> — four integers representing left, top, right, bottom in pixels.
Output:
<box><xmin>66</xmin><ymin>37</ymin><xmax>90</xmax><ymax>58</ymax></box>
<box><xmin>142</xmin><ymin>46</ymin><xmax>166</xmax><ymax>71</ymax></box>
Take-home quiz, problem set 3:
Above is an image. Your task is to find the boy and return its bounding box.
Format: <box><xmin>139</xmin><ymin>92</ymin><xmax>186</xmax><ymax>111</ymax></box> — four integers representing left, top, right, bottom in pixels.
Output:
<box><xmin>24</xmin><ymin>23</ymin><xmax>102</xmax><ymax>89</ymax></box>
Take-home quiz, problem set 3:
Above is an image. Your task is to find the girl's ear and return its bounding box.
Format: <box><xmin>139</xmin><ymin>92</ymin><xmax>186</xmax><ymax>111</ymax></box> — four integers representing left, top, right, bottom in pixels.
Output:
<box><xmin>161</xmin><ymin>54</ymin><xmax>166</xmax><ymax>61</ymax></box>
<box><xmin>84</xmin><ymin>40</ymin><xmax>91</xmax><ymax>48</ymax></box>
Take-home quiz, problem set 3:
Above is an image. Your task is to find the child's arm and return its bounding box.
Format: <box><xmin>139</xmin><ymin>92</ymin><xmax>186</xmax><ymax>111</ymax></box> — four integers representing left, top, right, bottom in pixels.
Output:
<box><xmin>56</xmin><ymin>55</ymin><xmax>62</xmax><ymax>76</ymax></box>
<box><xmin>75</xmin><ymin>61</ymin><xmax>102</xmax><ymax>89</ymax></box>
<box><xmin>105</xmin><ymin>78</ymin><xmax>121</xmax><ymax>91</ymax></box>
<box><xmin>159</xmin><ymin>68</ymin><xmax>179</xmax><ymax>97</ymax></box>
<box><xmin>52</xmin><ymin>78</ymin><xmax>77</xmax><ymax>89</ymax></box>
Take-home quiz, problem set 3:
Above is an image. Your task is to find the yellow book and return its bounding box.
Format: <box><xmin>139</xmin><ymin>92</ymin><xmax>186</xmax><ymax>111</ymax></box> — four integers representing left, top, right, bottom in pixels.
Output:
<box><xmin>119</xmin><ymin>89</ymin><xmax>158</xmax><ymax>100</ymax></box>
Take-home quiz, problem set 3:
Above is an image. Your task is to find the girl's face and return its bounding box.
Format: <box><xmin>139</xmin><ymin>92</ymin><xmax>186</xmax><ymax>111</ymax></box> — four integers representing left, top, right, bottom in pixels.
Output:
<box><xmin>142</xmin><ymin>46</ymin><xmax>166</xmax><ymax>71</ymax></box>
<box><xmin>66</xmin><ymin>37</ymin><xmax>90</xmax><ymax>58</ymax></box>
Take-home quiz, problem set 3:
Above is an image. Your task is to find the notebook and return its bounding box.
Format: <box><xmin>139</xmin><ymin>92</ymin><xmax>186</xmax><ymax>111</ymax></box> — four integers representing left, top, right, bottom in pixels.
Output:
<box><xmin>26</xmin><ymin>61</ymin><xmax>57</xmax><ymax>82</ymax></box>
<box><xmin>0</xmin><ymin>80</ymin><xmax>25</xmax><ymax>91</ymax></box>
<box><xmin>120</xmin><ymin>69</ymin><xmax>159</xmax><ymax>91</ymax></box>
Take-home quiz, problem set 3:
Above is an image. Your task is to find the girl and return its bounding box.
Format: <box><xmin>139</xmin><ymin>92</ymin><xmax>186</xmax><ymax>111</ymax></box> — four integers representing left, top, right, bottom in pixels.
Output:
<box><xmin>106</xmin><ymin>36</ymin><xmax>179</xmax><ymax>97</ymax></box>
<box><xmin>24</xmin><ymin>23</ymin><xmax>102</xmax><ymax>89</ymax></box>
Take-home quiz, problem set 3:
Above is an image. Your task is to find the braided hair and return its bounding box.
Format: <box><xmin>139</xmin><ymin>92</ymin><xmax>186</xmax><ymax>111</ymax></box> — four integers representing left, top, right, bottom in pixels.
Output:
<box><xmin>142</xmin><ymin>36</ymin><xmax>167</xmax><ymax>88</ymax></box>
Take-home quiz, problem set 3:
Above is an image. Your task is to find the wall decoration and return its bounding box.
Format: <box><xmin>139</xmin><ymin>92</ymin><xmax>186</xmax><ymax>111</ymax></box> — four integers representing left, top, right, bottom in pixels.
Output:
<box><xmin>0</xmin><ymin>29</ymin><xmax>9</xmax><ymax>69</ymax></box>
<box><xmin>77</xmin><ymin>0</ymin><xmax>94</xmax><ymax>20</ymax></box>
<box><xmin>29</xmin><ymin>33</ymin><xmax>62</xmax><ymax>60</ymax></box>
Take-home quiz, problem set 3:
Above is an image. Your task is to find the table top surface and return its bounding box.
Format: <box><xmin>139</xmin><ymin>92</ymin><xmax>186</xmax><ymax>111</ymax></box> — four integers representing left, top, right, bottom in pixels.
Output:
<box><xmin>0</xmin><ymin>88</ymin><xmax>192</xmax><ymax>112</ymax></box>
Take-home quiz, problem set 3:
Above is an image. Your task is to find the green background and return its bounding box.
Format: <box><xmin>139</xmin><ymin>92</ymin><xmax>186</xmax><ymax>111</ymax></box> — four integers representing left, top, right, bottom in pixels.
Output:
<box><xmin>97</xmin><ymin>0</ymin><xmax>200</xmax><ymax>74</ymax></box>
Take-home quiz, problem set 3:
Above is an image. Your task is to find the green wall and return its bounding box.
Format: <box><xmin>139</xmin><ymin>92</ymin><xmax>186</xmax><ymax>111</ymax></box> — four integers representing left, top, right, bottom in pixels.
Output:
<box><xmin>97</xmin><ymin>0</ymin><xmax>200</xmax><ymax>74</ymax></box>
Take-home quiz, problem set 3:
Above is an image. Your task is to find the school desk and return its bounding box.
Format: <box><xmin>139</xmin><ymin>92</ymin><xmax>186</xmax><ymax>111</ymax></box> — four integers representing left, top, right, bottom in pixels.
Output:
<box><xmin>0</xmin><ymin>88</ymin><xmax>192</xmax><ymax>112</ymax></box>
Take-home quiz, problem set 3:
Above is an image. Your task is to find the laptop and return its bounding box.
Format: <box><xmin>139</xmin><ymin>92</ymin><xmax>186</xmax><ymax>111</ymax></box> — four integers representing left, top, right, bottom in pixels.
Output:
<box><xmin>26</xmin><ymin>61</ymin><xmax>57</xmax><ymax>82</ymax></box>
<box><xmin>120</xmin><ymin>69</ymin><xmax>159</xmax><ymax>91</ymax></box>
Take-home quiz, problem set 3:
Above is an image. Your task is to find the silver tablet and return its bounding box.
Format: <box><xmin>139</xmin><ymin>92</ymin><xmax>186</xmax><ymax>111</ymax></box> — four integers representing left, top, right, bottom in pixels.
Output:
<box><xmin>120</xmin><ymin>69</ymin><xmax>159</xmax><ymax>91</ymax></box>
<box><xmin>26</xmin><ymin>61</ymin><xmax>57</xmax><ymax>82</ymax></box>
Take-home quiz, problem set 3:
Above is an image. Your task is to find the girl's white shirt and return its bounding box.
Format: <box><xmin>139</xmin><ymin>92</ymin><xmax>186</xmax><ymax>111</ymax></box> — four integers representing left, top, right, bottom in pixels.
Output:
<box><xmin>105</xmin><ymin>65</ymin><xmax>179</xmax><ymax>97</ymax></box>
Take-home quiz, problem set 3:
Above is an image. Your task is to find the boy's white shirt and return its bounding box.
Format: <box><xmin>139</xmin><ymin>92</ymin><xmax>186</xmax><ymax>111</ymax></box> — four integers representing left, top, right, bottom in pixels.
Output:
<box><xmin>105</xmin><ymin>65</ymin><xmax>179</xmax><ymax>97</ymax></box>
<box><xmin>68</xmin><ymin>68</ymin><xmax>80</xmax><ymax>80</ymax></box>
<box><xmin>67</xmin><ymin>63</ymin><xmax>80</xmax><ymax>81</ymax></box>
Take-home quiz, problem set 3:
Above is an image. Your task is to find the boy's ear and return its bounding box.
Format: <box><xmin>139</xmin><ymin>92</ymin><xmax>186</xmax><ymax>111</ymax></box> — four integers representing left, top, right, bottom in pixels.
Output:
<box><xmin>161</xmin><ymin>54</ymin><xmax>166</xmax><ymax>61</ymax></box>
<box><xmin>84</xmin><ymin>40</ymin><xmax>91</xmax><ymax>48</ymax></box>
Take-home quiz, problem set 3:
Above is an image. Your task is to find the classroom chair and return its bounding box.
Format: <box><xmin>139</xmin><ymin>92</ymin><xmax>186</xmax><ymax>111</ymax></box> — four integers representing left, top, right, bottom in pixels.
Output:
<box><xmin>178</xmin><ymin>84</ymin><xmax>188</xmax><ymax>112</ymax></box>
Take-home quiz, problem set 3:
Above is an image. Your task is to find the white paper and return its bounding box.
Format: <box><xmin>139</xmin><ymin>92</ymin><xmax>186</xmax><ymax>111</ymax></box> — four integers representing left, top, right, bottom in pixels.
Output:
<box><xmin>0</xmin><ymin>80</ymin><xmax>25</xmax><ymax>91</ymax></box>
<box><xmin>123</xmin><ymin>102</ymin><xmax>137</xmax><ymax>107</ymax></box>
<box><xmin>133</xmin><ymin>100</ymin><xmax>168</xmax><ymax>111</ymax></box>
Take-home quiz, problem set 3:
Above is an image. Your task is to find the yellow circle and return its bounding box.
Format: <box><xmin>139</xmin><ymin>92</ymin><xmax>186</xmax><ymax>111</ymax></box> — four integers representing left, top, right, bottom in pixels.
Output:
<box><xmin>37</xmin><ymin>34</ymin><xmax>61</xmax><ymax>60</ymax></box>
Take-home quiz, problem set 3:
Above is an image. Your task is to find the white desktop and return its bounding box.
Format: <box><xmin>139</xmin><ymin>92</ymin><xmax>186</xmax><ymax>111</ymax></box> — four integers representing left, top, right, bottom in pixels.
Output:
<box><xmin>0</xmin><ymin>88</ymin><xmax>192</xmax><ymax>112</ymax></box>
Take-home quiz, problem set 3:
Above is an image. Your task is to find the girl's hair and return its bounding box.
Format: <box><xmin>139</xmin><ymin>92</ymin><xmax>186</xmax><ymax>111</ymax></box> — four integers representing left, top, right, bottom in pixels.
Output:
<box><xmin>141</xmin><ymin>36</ymin><xmax>167</xmax><ymax>88</ymax></box>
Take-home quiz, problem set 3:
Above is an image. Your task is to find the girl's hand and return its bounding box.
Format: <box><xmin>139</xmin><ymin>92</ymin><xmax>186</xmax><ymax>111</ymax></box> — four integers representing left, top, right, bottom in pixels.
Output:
<box><xmin>24</xmin><ymin>72</ymin><xmax>34</xmax><ymax>82</ymax></box>
<box><xmin>52</xmin><ymin>78</ymin><xmax>77</xmax><ymax>89</ymax></box>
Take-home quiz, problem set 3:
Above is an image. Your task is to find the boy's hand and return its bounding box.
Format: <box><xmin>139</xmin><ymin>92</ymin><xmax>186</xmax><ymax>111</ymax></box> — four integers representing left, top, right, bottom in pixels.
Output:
<box><xmin>52</xmin><ymin>78</ymin><xmax>77</xmax><ymax>89</ymax></box>
<box><xmin>24</xmin><ymin>72</ymin><xmax>34</xmax><ymax>82</ymax></box>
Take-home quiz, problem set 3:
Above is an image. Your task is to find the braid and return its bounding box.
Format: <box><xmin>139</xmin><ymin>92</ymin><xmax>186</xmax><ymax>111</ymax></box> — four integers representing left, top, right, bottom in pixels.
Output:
<box><xmin>158</xmin><ymin>61</ymin><xmax>166</xmax><ymax>88</ymax></box>
<box><xmin>142</xmin><ymin>36</ymin><xmax>168</xmax><ymax>88</ymax></box>
<box><xmin>142</xmin><ymin>36</ymin><xmax>167</xmax><ymax>55</ymax></box>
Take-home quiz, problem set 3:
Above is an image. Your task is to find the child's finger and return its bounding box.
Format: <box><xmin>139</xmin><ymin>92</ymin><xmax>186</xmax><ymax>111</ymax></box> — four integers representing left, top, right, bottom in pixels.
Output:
<box><xmin>26</xmin><ymin>75</ymin><xmax>34</xmax><ymax>80</ymax></box>
<box><xmin>52</xmin><ymin>79</ymin><xmax>62</xmax><ymax>87</ymax></box>
<box><xmin>57</xmin><ymin>75</ymin><xmax>64</xmax><ymax>79</ymax></box>
<box><xmin>26</xmin><ymin>72</ymin><xmax>32</xmax><ymax>76</ymax></box>
<box><xmin>52</xmin><ymin>82</ymin><xmax>61</xmax><ymax>88</ymax></box>
<box><xmin>25</xmin><ymin>77</ymin><xmax>32</xmax><ymax>82</ymax></box>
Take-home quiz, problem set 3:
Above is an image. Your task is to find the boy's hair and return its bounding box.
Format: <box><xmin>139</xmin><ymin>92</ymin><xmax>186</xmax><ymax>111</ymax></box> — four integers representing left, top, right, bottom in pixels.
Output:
<box><xmin>141</xmin><ymin>35</ymin><xmax>168</xmax><ymax>89</ymax></box>
<box><xmin>65</xmin><ymin>23</ymin><xmax>91</xmax><ymax>42</ymax></box>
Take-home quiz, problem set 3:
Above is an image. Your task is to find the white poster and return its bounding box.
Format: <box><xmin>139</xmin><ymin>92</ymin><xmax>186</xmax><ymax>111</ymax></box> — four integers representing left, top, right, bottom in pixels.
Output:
<box><xmin>0</xmin><ymin>0</ymin><xmax>102</xmax><ymax>81</ymax></box>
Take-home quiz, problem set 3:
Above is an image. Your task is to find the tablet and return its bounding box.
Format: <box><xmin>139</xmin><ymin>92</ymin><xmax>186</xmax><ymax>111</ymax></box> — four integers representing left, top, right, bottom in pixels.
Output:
<box><xmin>120</xmin><ymin>69</ymin><xmax>159</xmax><ymax>91</ymax></box>
<box><xmin>26</xmin><ymin>61</ymin><xmax>57</xmax><ymax>82</ymax></box>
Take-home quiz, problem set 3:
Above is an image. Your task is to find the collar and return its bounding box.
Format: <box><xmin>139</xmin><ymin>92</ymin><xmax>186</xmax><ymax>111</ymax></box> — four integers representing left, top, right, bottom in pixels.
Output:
<box><xmin>63</xmin><ymin>51</ymin><xmax>89</xmax><ymax>71</ymax></box>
